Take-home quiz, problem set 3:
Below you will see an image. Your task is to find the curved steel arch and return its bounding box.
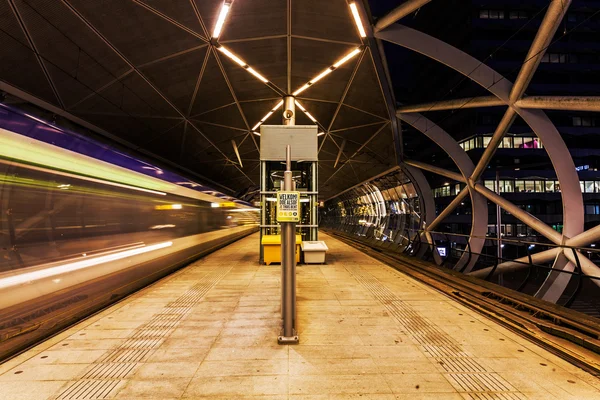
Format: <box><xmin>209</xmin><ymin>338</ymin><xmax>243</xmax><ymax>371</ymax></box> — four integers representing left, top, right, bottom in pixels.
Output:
<box><xmin>374</xmin><ymin>1</ymin><xmax>599</xmax><ymax>301</ymax></box>
<box><xmin>399</xmin><ymin>113</ymin><xmax>488</xmax><ymax>272</ymax></box>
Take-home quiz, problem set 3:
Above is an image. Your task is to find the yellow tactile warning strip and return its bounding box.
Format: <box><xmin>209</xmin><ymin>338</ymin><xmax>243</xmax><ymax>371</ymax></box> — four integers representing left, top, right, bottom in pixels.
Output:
<box><xmin>0</xmin><ymin>232</ymin><xmax>599</xmax><ymax>400</ymax></box>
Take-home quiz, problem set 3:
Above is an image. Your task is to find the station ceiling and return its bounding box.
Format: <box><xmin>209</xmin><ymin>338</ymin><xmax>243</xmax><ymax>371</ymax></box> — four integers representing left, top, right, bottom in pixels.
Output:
<box><xmin>0</xmin><ymin>0</ymin><xmax>398</xmax><ymax>199</ymax></box>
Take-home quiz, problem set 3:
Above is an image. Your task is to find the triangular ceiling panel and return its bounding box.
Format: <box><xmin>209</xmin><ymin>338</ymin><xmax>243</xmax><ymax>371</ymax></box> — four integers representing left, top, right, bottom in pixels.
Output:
<box><xmin>0</xmin><ymin>32</ymin><xmax>59</xmax><ymax>106</ymax></box>
<box><xmin>240</xmin><ymin>100</ymin><xmax>282</xmax><ymax>129</ymax></box>
<box><xmin>1</xmin><ymin>1</ymin><xmax>30</xmax><ymax>49</ymax></box>
<box><xmin>189</xmin><ymin>51</ymin><xmax>236</xmax><ymax>116</ymax></box>
<box><xmin>219</xmin><ymin>0</ymin><xmax>286</xmax><ymax>41</ymax></box>
<box><xmin>138</xmin><ymin>0</ymin><xmax>205</xmax><ymax>36</ymax></box>
<box><xmin>292</xmin><ymin>0</ymin><xmax>362</xmax><ymax>44</ymax></box>
<box><xmin>193</xmin><ymin>0</ymin><xmax>225</xmax><ymax>38</ymax></box>
<box><xmin>140</xmin><ymin>46</ymin><xmax>208</xmax><ymax>115</ymax></box>
<box><xmin>343</xmin><ymin>51</ymin><xmax>389</xmax><ymax>118</ymax></box>
<box><xmin>68</xmin><ymin>0</ymin><xmax>203</xmax><ymax>66</ymax></box>
<box><xmin>332</xmin><ymin>122</ymin><xmax>387</xmax><ymax>149</ymax></box>
<box><xmin>143</xmin><ymin>121</ymin><xmax>186</xmax><ymax>161</ymax></box>
<box><xmin>331</xmin><ymin>105</ymin><xmax>386</xmax><ymax>131</ymax></box>
<box><xmin>291</xmin><ymin>37</ymin><xmax>358</xmax><ymax>96</ymax></box>
<box><xmin>225</xmin><ymin>38</ymin><xmax>288</xmax><ymax>93</ymax></box>
<box><xmin>192</xmin><ymin>122</ymin><xmax>241</xmax><ymax>151</ymax></box>
<box><xmin>218</xmin><ymin>51</ymin><xmax>279</xmax><ymax>102</ymax></box>
<box><xmin>295</xmin><ymin>100</ymin><xmax>339</xmax><ymax>130</ymax></box>
<box><xmin>192</xmin><ymin>103</ymin><xmax>247</xmax><ymax>130</ymax></box>
<box><xmin>72</xmin><ymin>72</ymin><xmax>178</xmax><ymax>117</ymax></box>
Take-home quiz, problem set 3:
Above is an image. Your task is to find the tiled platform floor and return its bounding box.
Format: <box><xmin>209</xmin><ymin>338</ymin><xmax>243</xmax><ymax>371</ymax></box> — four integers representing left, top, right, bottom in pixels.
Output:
<box><xmin>1</xmin><ymin>232</ymin><xmax>600</xmax><ymax>399</ymax></box>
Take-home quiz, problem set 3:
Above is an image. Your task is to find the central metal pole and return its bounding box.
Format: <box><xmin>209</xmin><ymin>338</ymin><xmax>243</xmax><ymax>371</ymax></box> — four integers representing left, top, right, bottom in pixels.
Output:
<box><xmin>496</xmin><ymin>170</ymin><xmax>503</xmax><ymax>285</ymax></box>
<box><xmin>279</xmin><ymin>96</ymin><xmax>298</xmax><ymax>344</ymax></box>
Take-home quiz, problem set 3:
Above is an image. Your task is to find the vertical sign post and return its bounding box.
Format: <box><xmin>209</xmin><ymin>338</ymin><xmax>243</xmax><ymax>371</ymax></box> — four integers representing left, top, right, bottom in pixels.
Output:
<box><xmin>277</xmin><ymin>145</ymin><xmax>299</xmax><ymax>344</ymax></box>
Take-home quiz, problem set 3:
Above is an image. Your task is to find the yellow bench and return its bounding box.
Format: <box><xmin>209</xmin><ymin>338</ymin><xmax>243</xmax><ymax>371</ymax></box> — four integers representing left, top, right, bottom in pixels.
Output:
<box><xmin>262</xmin><ymin>234</ymin><xmax>302</xmax><ymax>265</ymax></box>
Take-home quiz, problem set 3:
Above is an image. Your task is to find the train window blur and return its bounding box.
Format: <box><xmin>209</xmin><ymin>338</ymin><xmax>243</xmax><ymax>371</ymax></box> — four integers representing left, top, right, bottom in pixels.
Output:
<box><xmin>0</xmin><ymin>161</ymin><xmax>255</xmax><ymax>272</ymax></box>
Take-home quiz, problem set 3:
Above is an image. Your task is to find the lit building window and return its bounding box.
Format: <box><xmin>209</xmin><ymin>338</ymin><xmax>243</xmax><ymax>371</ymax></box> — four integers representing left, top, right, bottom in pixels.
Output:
<box><xmin>509</xmin><ymin>11</ymin><xmax>528</xmax><ymax>19</ymax></box>
<box><xmin>480</xmin><ymin>10</ymin><xmax>504</xmax><ymax>19</ymax></box>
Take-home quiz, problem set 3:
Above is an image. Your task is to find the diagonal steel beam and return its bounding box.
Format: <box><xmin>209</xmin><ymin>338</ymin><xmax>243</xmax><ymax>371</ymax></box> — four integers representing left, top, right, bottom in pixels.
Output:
<box><xmin>131</xmin><ymin>0</ymin><xmax>207</xmax><ymax>41</ymax></box>
<box><xmin>474</xmin><ymin>183</ymin><xmax>562</xmax><ymax>244</ymax></box>
<box><xmin>470</xmin><ymin>107</ymin><xmax>516</xmax><ymax>181</ymax></box>
<box><xmin>427</xmin><ymin>186</ymin><xmax>469</xmax><ymax>232</ymax></box>
<box><xmin>8</xmin><ymin>0</ymin><xmax>65</xmax><ymax>108</ymax></box>
<box><xmin>397</xmin><ymin>96</ymin><xmax>505</xmax><ymax>113</ymax></box>
<box><xmin>186</xmin><ymin>45</ymin><xmax>211</xmax><ymax>116</ymax></box>
<box><xmin>320</xmin><ymin>49</ymin><xmax>366</xmax><ymax>153</ymax></box>
<box><xmin>374</xmin><ymin>0</ymin><xmax>433</xmax><ymax>32</ymax></box>
<box><xmin>404</xmin><ymin>160</ymin><xmax>465</xmax><ymax>183</ymax></box>
<box><xmin>516</xmin><ymin>96</ymin><xmax>600</xmax><ymax>111</ymax></box>
<box><xmin>509</xmin><ymin>0</ymin><xmax>572</xmax><ymax>103</ymax></box>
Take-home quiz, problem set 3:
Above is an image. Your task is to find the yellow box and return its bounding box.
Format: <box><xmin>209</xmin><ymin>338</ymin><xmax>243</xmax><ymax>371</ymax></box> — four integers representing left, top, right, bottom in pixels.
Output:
<box><xmin>261</xmin><ymin>234</ymin><xmax>302</xmax><ymax>265</ymax></box>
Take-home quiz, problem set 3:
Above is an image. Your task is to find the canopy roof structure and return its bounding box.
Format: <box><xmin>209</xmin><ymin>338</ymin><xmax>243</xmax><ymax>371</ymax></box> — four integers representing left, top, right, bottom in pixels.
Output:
<box><xmin>0</xmin><ymin>0</ymin><xmax>399</xmax><ymax>199</ymax></box>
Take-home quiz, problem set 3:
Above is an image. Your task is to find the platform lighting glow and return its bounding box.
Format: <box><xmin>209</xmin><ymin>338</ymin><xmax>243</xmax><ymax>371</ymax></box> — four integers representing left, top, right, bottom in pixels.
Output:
<box><xmin>251</xmin><ymin>100</ymin><xmax>284</xmax><ymax>132</ymax></box>
<box><xmin>218</xmin><ymin>46</ymin><xmax>245</xmax><ymax>66</ymax></box>
<box><xmin>349</xmin><ymin>3</ymin><xmax>367</xmax><ymax>38</ymax></box>
<box><xmin>292</xmin><ymin>47</ymin><xmax>362</xmax><ymax>96</ymax></box>
<box><xmin>218</xmin><ymin>46</ymin><xmax>269</xmax><ymax>83</ymax></box>
<box><xmin>334</xmin><ymin>47</ymin><xmax>362</xmax><ymax>68</ymax></box>
<box><xmin>0</xmin><ymin>241</ymin><xmax>173</xmax><ymax>290</ymax></box>
<box><xmin>247</xmin><ymin>67</ymin><xmax>269</xmax><ymax>83</ymax></box>
<box><xmin>294</xmin><ymin>101</ymin><xmax>317</xmax><ymax>123</ymax></box>
<box><xmin>212</xmin><ymin>1</ymin><xmax>231</xmax><ymax>38</ymax></box>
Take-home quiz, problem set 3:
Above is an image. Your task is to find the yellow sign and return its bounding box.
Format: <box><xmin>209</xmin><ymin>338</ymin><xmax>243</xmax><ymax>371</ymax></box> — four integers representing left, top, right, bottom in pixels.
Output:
<box><xmin>277</xmin><ymin>191</ymin><xmax>300</xmax><ymax>222</ymax></box>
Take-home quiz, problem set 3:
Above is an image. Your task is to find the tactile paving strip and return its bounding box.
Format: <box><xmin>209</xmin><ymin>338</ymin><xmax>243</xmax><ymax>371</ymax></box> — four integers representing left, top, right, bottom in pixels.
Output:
<box><xmin>346</xmin><ymin>264</ymin><xmax>524</xmax><ymax>398</ymax></box>
<box><xmin>54</xmin><ymin>266</ymin><xmax>231</xmax><ymax>400</ymax></box>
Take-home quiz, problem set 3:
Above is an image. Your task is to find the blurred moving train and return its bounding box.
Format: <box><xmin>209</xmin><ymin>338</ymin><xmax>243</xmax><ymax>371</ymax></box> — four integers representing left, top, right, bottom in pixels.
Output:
<box><xmin>0</xmin><ymin>105</ymin><xmax>258</xmax><ymax>361</ymax></box>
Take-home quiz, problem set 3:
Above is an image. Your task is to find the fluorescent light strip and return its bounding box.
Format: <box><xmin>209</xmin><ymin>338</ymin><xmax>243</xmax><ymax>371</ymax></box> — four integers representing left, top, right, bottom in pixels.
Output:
<box><xmin>218</xmin><ymin>46</ymin><xmax>245</xmax><ymax>66</ymax></box>
<box><xmin>317</xmin><ymin>132</ymin><xmax>325</xmax><ymax>136</ymax></box>
<box><xmin>292</xmin><ymin>47</ymin><xmax>362</xmax><ymax>96</ymax></box>
<box><xmin>218</xmin><ymin>46</ymin><xmax>270</xmax><ymax>84</ymax></box>
<box><xmin>294</xmin><ymin>100</ymin><xmax>317</xmax><ymax>123</ymax></box>
<box><xmin>212</xmin><ymin>2</ymin><xmax>231</xmax><ymax>38</ymax></box>
<box><xmin>247</xmin><ymin>67</ymin><xmax>269</xmax><ymax>83</ymax></box>
<box><xmin>251</xmin><ymin>100</ymin><xmax>284</xmax><ymax>132</ymax></box>
<box><xmin>349</xmin><ymin>3</ymin><xmax>367</xmax><ymax>38</ymax></box>
<box><xmin>334</xmin><ymin>47</ymin><xmax>362</xmax><ymax>68</ymax></box>
<box><xmin>0</xmin><ymin>241</ymin><xmax>173</xmax><ymax>290</ymax></box>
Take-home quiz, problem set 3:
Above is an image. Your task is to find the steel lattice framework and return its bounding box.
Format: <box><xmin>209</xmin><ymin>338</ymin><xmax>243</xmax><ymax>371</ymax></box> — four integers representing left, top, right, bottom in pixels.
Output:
<box><xmin>375</xmin><ymin>0</ymin><xmax>600</xmax><ymax>301</ymax></box>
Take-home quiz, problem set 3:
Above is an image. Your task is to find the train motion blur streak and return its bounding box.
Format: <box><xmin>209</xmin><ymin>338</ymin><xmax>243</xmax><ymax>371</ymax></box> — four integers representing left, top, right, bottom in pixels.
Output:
<box><xmin>0</xmin><ymin>126</ymin><xmax>258</xmax><ymax>361</ymax></box>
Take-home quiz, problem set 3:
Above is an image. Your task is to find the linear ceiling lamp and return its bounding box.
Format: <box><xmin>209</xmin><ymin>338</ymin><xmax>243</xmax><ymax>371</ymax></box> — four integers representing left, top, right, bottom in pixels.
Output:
<box><xmin>349</xmin><ymin>2</ymin><xmax>367</xmax><ymax>37</ymax></box>
<box><xmin>217</xmin><ymin>46</ymin><xmax>269</xmax><ymax>83</ymax></box>
<box><xmin>252</xmin><ymin>100</ymin><xmax>284</xmax><ymax>133</ymax></box>
<box><xmin>212</xmin><ymin>1</ymin><xmax>232</xmax><ymax>39</ymax></box>
<box><xmin>292</xmin><ymin>47</ymin><xmax>362</xmax><ymax>96</ymax></box>
<box><xmin>294</xmin><ymin>100</ymin><xmax>317</xmax><ymax>123</ymax></box>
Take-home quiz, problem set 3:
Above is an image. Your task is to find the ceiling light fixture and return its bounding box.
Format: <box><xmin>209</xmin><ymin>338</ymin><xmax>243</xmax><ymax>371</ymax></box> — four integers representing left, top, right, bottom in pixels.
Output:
<box><xmin>212</xmin><ymin>1</ymin><xmax>232</xmax><ymax>38</ymax></box>
<box><xmin>317</xmin><ymin>132</ymin><xmax>325</xmax><ymax>137</ymax></box>
<box><xmin>294</xmin><ymin>100</ymin><xmax>317</xmax><ymax>123</ymax></box>
<box><xmin>349</xmin><ymin>2</ymin><xmax>367</xmax><ymax>38</ymax></box>
<box><xmin>218</xmin><ymin>45</ymin><xmax>269</xmax><ymax>83</ymax></box>
<box><xmin>292</xmin><ymin>47</ymin><xmax>362</xmax><ymax>96</ymax></box>
<box><xmin>251</xmin><ymin>100</ymin><xmax>284</xmax><ymax>132</ymax></box>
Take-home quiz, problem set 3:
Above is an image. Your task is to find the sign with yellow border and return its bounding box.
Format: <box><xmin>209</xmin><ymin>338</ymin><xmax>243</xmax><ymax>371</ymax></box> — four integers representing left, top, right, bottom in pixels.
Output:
<box><xmin>277</xmin><ymin>191</ymin><xmax>300</xmax><ymax>222</ymax></box>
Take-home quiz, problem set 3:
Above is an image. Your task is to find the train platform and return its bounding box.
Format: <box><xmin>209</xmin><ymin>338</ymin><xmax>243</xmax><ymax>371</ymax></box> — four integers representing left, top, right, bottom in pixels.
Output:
<box><xmin>1</xmin><ymin>233</ymin><xmax>599</xmax><ymax>400</ymax></box>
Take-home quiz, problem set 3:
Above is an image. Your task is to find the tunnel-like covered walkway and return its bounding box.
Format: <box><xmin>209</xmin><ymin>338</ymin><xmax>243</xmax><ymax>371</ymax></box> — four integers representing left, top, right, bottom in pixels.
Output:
<box><xmin>1</xmin><ymin>233</ymin><xmax>599</xmax><ymax>399</ymax></box>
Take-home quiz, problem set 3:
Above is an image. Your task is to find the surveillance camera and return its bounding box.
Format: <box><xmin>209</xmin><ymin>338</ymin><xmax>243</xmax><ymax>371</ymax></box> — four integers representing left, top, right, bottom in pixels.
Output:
<box><xmin>283</xmin><ymin>109</ymin><xmax>294</xmax><ymax>119</ymax></box>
